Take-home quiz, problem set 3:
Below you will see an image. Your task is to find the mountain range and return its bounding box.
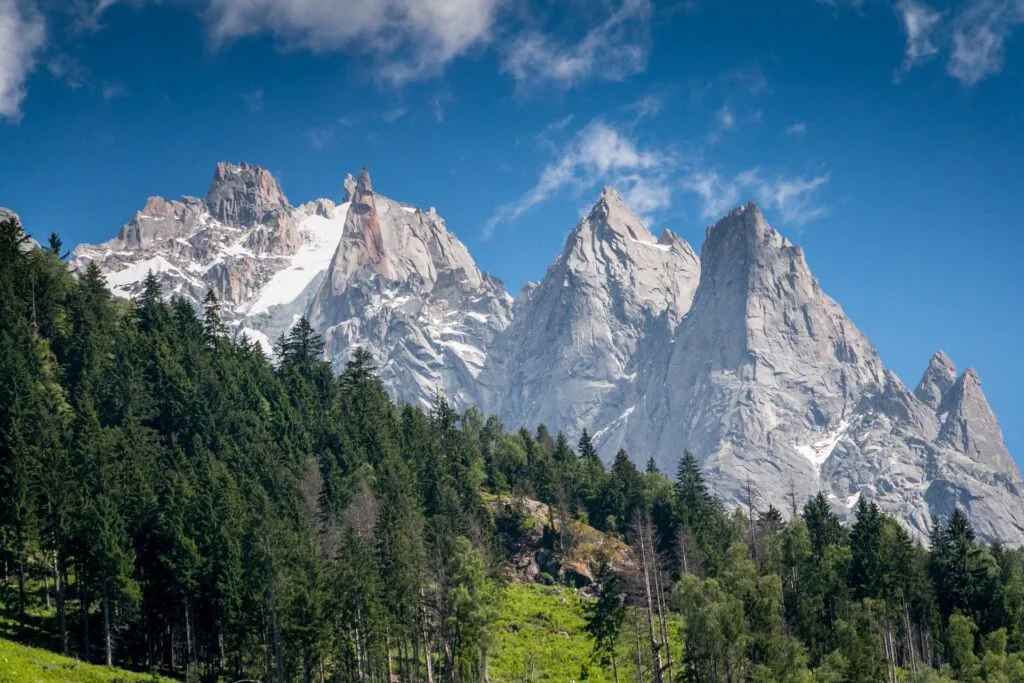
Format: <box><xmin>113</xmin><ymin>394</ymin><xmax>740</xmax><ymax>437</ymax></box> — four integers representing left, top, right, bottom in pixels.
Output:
<box><xmin>65</xmin><ymin>162</ymin><xmax>1024</xmax><ymax>544</ymax></box>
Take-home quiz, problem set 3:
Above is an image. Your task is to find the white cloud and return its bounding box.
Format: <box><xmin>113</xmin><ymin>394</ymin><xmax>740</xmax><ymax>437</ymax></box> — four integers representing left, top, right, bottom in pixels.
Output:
<box><xmin>682</xmin><ymin>171</ymin><xmax>741</xmax><ymax>220</ymax></box>
<box><xmin>97</xmin><ymin>0</ymin><xmax>501</xmax><ymax>86</ymax></box>
<box><xmin>0</xmin><ymin>0</ymin><xmax>46</xmax><ymax>120</ymax></box>
<box><xmin>630</xmin><ymin>94</ymin><xmax>663</xmax><ymax>120</ymax></box>
<box><xmin>895</xmin><ymin>0</ymin><xmax>943</xmax><ymax>77</ymax></box>
<box><xmin>786</xmin><ymin>122</ymin><xmax>807</xmax><ymax>135</ymax></box>
<box><xmin>947</xmin><ymin>0</ymin><xmax>1024</xmax><ymax>85</ymax></box>
<box><xmin>684</xmin><ymin>168</ymin><xmax>829</xmax><ymax>225</ymax></box>
<box><xmin>501</xmin><ymin>0</ymin><xmax>651</xmax><ymax>91</ymax></box>
<box><xmin>485</xmin><ymin>119</ymin><xmax>672</xmax><ymax>237</ymax></box>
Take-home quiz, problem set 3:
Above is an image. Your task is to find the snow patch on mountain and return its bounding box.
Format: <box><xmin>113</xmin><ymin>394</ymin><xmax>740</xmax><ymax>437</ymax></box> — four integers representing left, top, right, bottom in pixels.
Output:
<box><xmin>248</xmin><ymin>203</ymin><xmax>350</xmax><ymax>315</ymax></box>
<box><xmin>795</xmin><ymin>420</ymin><xmax>852</xmax><ymax>477</ymax></box>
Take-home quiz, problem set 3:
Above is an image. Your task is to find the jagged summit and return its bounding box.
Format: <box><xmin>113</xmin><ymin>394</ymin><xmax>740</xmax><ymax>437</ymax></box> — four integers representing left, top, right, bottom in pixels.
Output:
<box><xmin>937</xmin><ymin>367</ymin><xmax>1014</xmax><ymax>471</ymax></box>
<box><xmin>915</xmin><ymin>350</ymin><xmax>958</xmax><ymax>409</ymax></box>
<box><xmin>206</xmin><ymin>162</ymin><xmax>290</xmax><ymax>225</ymax></box>
<box><xmin>703</xmin><ymin>200</ymin><xmax>794</xmax><ymax>256</ymax></box>
<box><xmin>307</xmin><ymin>167</ymin><xmax>513</xmax><ymax>409</ymax></box>
<box><xmin>343</xmin><ymin>173</ymin><xmax>357</xmax><ymax>203</ymax></box>
<box><xmin>354</xmin><ymin>167</ymin><xmax>373</xmax><ymax>194</ymax></box>
<box><xmin>572</xmin><ymin>184</ymin><xmax>658</xmax><ymax>244</ymax></box>
<box><xmin>481</xmin><ymin>186</ymin><xmax>701</xmax><ymax>444</ymax></box>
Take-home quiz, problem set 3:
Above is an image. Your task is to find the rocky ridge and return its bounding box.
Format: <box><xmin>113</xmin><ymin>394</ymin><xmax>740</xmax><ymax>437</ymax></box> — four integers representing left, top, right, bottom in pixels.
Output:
<box><xmin>64</xmin><ymin>163</ymin><xmax>1024</xmax><ymax>544</ymax></box>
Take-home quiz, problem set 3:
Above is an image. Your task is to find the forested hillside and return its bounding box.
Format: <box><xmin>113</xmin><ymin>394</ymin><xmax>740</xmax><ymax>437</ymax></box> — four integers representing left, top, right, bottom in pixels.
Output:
<box><xmin>3</xmin><ymin>215</ymin><xmax>1024</xmax><ymax>682</ymax></box>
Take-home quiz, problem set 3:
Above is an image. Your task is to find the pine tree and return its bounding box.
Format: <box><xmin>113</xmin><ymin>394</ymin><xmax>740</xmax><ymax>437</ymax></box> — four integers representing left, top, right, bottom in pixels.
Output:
<box><xmin>585</xmin><ymin>559</ymin><xmax>627</xmax><ymax>683</ymax></box>
<box><xmin>201</xmin><ymin>288</ymin><xmax>226</xmax><ymax>348</ymax></box>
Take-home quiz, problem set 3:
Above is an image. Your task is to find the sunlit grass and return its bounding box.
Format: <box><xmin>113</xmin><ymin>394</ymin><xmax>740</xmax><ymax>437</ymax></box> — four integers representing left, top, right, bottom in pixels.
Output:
<box><xmin>0</xmin><ymin>637</ymin><xmax>171</xmax><ymax>682</ymax></box>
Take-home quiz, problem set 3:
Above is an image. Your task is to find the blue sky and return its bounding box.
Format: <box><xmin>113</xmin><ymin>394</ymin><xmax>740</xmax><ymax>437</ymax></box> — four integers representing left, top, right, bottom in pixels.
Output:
<box><xmin>1</xmin><ymin>0</ymin><xmax>1022</xmax><ymax>462</ymax></box>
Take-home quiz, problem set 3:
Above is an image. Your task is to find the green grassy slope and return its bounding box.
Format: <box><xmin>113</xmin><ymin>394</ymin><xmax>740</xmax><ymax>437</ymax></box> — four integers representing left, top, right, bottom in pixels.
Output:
<box><xmin>0</xmin><ymin>638</ymin><xmax>172</xmax><ymax>682</ymax></box>
<box><xmin>489</xmin><ymin>583</ymin><xmax>611</xmax><ymax>683</ymax></box>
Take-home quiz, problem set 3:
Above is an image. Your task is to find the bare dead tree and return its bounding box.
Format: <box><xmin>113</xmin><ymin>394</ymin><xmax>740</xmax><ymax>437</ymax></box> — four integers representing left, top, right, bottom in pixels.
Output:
<box><xmin>629</xmin><ymin>510</ymin><xmax>670</xmax><ymax>683</ymax></box>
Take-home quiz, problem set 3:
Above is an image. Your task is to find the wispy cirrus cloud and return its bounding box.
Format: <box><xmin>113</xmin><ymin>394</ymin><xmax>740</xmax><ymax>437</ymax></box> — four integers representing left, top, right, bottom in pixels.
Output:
<box><xmin>484</xmin><ymin>119</ymin><xmax>674</xmax><ymax>237</ymax></box>
<box><xmin>629</xmin><ymin>94</ymin><xmax>664</xmax><ymax>120</ymax></box>
<box><xmin>501</xmin><ymin>0</ymin><xmax>652</xmax><ymax>92</ymax></box>
<box><xmin>895</xmin><ymin>0</ymin><xmax>943</xmax><ymax>78</ymax></box>
<box><xmin>786</xmin><ymin>121</ymin><xmax>807</xmax><ymax>135</ymax></box>
<box><xmin>683</xmin><ymin>168</ymin><xmax>829</xmax><ymax>225</ymax></box>
<box><xmin>0</xmin><ymin>0</ymin><xmax>46</xmax><ymax>120</ymax></box>
<box><xmin>826</xmin><ymin>0</ymin><xmax>1024</xmax><ymax>86</ymax></box>
<box><xmin>947</xmin><ymin>0</ymin><xmax>1024</xmax><ymax>85</ymax></box>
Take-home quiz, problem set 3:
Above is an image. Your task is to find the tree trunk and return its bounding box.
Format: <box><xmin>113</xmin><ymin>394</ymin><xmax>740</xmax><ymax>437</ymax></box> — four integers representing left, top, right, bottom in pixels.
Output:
<box><xmin>611</xmin><ymin>648</ymin><xmax>620</xmax><ymax>683</ymax></box>
<box><xmin>653</xmin><ymin>559</ymin><xmax>673</xmax><ymax>682</ymax></box>
<box><xmin>184</xmin><ymin>600</ymin><xmax>194</xmax><ymax>669</ymax></box>
<box><xmin>103</xmin><ymin>581</ymin><xmax>113</xmax><ymax>667</ymax></box>
<box><xmin>385</xmin><ymin>627</ymin><xmax>394</xmax><ymax>683</ymax></box>
<box><xmin>269</xmin><ymin>587</ymin><xmax>284</xmax><ymax>682</ymax></box>
<box><xmin>421</xmin><ymin>587</ymin><xmax>435</xmax><ymax>683</ymax></box>
<box><xmin>631</xmin><ymin>606</ymin><xmax>644</xmax><ymax>683</ymax></box>
<box><xmin>635</xmin><ymin>515</ymin><xmax>663</xmax><ymax>683</ymax></box>
<box><xmin>54</xmin><ymin>549</ymin><xmax>67</xmax><ymax>654</ymax></box>
<box><xmin>81</xmin><ymin>584</ymin><xmax>92</xmax><ymax>662</ymax></box>
<box><xmin>16</xmin><ymin>552</ymin><xmax>26</xmax><ymax>639</ymax></box>
<box><xmin>354</xmin><ymin>626</ymin><xmax>364</xmax><ymax>682</ymax></box>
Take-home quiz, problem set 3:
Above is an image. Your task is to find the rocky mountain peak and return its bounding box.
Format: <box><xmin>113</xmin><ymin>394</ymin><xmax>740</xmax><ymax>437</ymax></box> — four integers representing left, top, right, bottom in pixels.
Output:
<box><xmin>702</xmin><ymin>201</ymin><xmax>791</xmax><ymax>263</ymax></box>
<box><xmin>937</xmin><ymin>367</ymin><xmax>1016</xmax><ymax>473</ymax></box>
<box><xmin>343</xmin><ymin>173</ymin><xmax>357</xmax><ymax>202</ymax></box>
<box><xmin>340</xmin><ymin>168</ymin><xmax>388</xmax><ymax>279</ymax></box>
<box><xmin>482</xmin><ymin>185</ymin><xmax>702</xmax><ymax>444</ymax></box>
<box><xmin>306</xmin><ymin>170</ymin><xmax>512</xmax><ymax>410</ymax></box>
<box><xmin>579</xmin><ymin>185</ymin><xmax>655</xmax><ymax>244</ymax></box>
<box><xmin>354</xmin><ymin>168</ymin><xmax>373</xmax><ymax>195</ymax></box>
<box><xmin>915</xmin><ymin>350</ymin><xmax>958</xmax><ymax>409</ymax></box>
<box><xmin>206</xmin><ymin>162</ymin><xmax>291</xmax><ymax>227</ymax></box>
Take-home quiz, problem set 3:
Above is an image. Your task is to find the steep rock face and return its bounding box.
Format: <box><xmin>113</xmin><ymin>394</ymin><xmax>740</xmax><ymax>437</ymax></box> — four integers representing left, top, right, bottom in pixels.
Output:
<box><xmin>937</xmin><ymin>368</ymin><xmax>1015</xmax><ymax>471</ymax></box>
<box><xmin>308</xmin><ymin>170</ymin><xmax>513</xmax><ymax>410</ymax></box>
<box><xmin>603</xmin><ymin>203</ymin><xmax>1024</xmax><ymax>543</ymax></box>
<box><xmin>915</xmin><ymin>351</ymin><xmax>957</xmax><ymax>409</ymax></box>
<box><xmin>481</xmin><ymin>187</ymin><xmax>701</xmax><ymax>437</ymax></box>
<box><xmin>604</xmin><ymin>203</ymin><xmax>886</xmax><ymax>506</ymax></box>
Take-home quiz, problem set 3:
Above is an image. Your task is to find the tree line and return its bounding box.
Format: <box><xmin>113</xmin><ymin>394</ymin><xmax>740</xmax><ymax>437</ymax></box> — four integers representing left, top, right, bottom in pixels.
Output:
<box><xmin>1</xmin><ymin>215</ymin><xmax>1023</xmax><ymax>682</ymax></box>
